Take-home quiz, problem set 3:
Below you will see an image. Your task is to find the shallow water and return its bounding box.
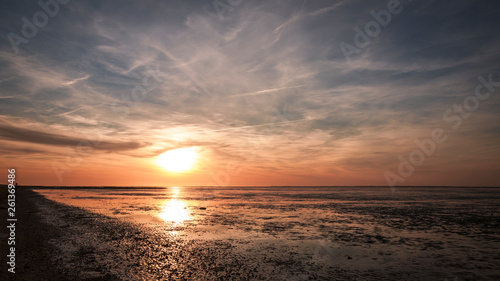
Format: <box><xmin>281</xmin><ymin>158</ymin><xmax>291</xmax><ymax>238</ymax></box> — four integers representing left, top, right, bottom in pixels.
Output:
<box><xmin>34</xmin><ymin>186</ymin><xmax>500</xmax><ymax>280</ymax></box>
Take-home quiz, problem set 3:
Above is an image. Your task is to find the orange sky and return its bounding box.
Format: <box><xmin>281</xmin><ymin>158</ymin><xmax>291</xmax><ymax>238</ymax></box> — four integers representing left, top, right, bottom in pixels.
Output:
<box><xmin>1</xmin><ymin>0</ymin><xmax>500</xmax><ymax>187</ymax></box>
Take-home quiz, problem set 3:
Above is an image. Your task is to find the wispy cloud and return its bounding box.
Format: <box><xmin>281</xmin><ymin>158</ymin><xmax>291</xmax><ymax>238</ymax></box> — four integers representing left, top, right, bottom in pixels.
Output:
<box><xmin>64</xmin><ymin>75</ymin><xmax>90</xmax><ymax>85</ymax></box>
<box><xmin>230</xmin><ymin>85</ymin><xmax>306</xmax><ymax>98</ymax></box>
<box><xmin>0</xmin><ymin>0</ymin><xmax>499</xmax><ymax>185</ymax></box>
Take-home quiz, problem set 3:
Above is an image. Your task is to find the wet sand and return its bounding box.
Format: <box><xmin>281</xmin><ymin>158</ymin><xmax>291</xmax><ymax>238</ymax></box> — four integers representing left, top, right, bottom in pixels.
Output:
<box><xmin>2</xmin><ymin>187</ymin><xmax>500</xmax><ymax>280</ymax></box>
<box><xmin>1</xmin><ymin>188</ymin><xmax>68</xmax><ymax>281</ymax></box>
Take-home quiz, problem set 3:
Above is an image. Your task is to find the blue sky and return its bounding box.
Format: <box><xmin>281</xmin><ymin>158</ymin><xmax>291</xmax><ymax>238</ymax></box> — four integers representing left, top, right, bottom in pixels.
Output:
<box><xmin>1</xmin><ymin>0</ymin><xmax>499</xmax><ymax>186</ymax></box>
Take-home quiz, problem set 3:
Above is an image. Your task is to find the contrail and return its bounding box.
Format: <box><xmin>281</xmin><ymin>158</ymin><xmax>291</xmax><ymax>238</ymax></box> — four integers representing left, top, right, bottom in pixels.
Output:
<box><xmin>64</xmin><ymin>75</ymin><xmax>90</xmax><ymax>85</ymax></box>
<box><xmin>179</xmin><ymin>118</ymin><xmax>309</xmax><ymax>135</ymax></box>
<box><xmin>155</xmin><ymin>45</ymin><xmax>213</xmax><ymax>97</ymax></box>
<box><xmin>230</xmin><ymin>85</ymin><xmax>306</xmax><ymax>98</ymax></box>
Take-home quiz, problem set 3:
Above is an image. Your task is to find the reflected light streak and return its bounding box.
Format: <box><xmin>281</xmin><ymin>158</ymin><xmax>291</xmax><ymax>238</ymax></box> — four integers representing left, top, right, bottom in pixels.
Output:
<box><xmin>159</xmin><ymin>187</ymin><xmax>189</xmax><ymax>223</ymax></box>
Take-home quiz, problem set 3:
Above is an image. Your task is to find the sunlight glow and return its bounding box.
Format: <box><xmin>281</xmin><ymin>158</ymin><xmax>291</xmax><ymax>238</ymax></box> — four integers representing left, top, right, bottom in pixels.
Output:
<box><xmin>157</xmin><ymin>147</ymin><xmax>197</xmax><ymax>172</ymax></box>
<box><xmin>159</xmin><ymin>199</ymin><xmax>190</xmax><ymax>223</ymax></box>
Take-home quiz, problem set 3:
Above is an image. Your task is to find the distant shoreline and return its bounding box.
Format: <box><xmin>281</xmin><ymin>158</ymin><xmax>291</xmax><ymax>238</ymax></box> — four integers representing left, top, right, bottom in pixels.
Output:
<box><xmin>22</xmin><ymin>185</ymin><xmax>500</xmax><ymax>189</ymax></box>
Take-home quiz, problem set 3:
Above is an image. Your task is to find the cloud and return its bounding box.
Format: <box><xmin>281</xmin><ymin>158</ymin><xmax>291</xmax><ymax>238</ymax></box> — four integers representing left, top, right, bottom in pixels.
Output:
<box><xmin>0</xmin><ymin>120</ymin><xmax>145</xmax><ymax>152</ymax></box>
<box><xmin>64</xmin><ymin>75</ymin><xmax>90</xmax><ymax>85</ymax></box>
<box><xmin>0</xmin><ymin>144</ymin><xmax>50</xmax><ymax>156</ymax></box>
<box><xmin>230</xmin><ymin>85</ymin><xmax>306</xmax><ymax>98</ymax></box>
<box><xmin>0</xmin><ymin>0</ymin><xmax>499</xmax><ymax>185</ymax></box>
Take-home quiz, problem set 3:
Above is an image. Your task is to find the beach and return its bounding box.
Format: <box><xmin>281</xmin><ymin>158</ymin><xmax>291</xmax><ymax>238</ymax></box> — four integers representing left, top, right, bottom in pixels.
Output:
<box><xmin>1</xmin><ymin>187</ymin><xmax>68</xmax><ymax>280</ymax></box>
<box><xmin>2</xmin><ymin>186</ymin><xmax>500</xmax><ymax>280</ymax></box>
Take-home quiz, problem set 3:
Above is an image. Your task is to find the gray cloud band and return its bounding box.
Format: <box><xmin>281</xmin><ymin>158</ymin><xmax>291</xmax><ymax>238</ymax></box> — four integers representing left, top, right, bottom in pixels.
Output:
<box><xmin>0</xmin><ymin>121</ymin><xmax>144</xmax><ymax>151</ymax></box>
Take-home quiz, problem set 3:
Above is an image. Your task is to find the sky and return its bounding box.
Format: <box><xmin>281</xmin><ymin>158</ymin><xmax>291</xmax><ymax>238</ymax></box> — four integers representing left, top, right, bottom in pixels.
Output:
<box><xmin>0</xmin><ymin>0</ymin><xmax>499</xmax><ymax>187</ymax></box>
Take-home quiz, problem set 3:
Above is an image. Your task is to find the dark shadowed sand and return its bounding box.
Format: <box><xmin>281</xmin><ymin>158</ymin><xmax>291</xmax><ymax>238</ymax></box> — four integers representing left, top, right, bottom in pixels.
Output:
<box><xmin>1</xmin><ymin>188</ymin><xmax>68</xmax><ymax>281</ymax></box>
<box><xmin>2</xmin><ymin>187</ymin><xmax>500</xmax><ymax>280</ymax></box>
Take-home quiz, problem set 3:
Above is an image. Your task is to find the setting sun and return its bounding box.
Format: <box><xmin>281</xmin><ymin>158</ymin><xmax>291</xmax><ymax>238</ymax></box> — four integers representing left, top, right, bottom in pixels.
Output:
<box><xmin>157</xmin><ymin>147</ymin><xmax>198</xmax><ymax>173</ymax></box>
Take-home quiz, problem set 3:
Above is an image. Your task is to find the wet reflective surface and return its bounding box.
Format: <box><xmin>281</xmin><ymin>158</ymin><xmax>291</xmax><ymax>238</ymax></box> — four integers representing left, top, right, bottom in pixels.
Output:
<box><xmin>33</xmin><ymin>186</ymin><xmax>500</xmax><ymax>280</ymax></box>
<box><xmin>159</xmin><ymin>199</ymin><xmax>190</xmax><ymax>223</ymax></box>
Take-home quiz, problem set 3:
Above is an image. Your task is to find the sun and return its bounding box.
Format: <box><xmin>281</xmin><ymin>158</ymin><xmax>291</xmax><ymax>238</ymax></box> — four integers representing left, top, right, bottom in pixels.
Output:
<box><xmin>158</xmin><ymin>147</ymin><xmax>198</xmax><ymax>173</ymax></box>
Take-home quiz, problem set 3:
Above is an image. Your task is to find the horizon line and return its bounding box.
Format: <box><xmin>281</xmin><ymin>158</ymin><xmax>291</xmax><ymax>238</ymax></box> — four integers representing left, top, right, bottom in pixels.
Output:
<box><xmin>5</xmin><ymin>185</ymin><xmax>500</xmax><ymax>188</ymax></box>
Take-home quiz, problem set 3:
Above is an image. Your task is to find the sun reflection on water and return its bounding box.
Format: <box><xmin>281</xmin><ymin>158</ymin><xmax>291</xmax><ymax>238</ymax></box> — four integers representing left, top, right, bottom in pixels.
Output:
<box><xmin>159</xmin><ymin>187</ymin><xmax>190</xmax><ymax>223</ymax></box>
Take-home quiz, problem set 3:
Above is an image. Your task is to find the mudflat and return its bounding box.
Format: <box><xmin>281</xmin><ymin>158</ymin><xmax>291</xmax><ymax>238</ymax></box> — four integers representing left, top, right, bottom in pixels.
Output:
<box><xmin>2</xmin><ymin>186</ymin><xmax>500</xmax><ymax>280</ymax></box>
